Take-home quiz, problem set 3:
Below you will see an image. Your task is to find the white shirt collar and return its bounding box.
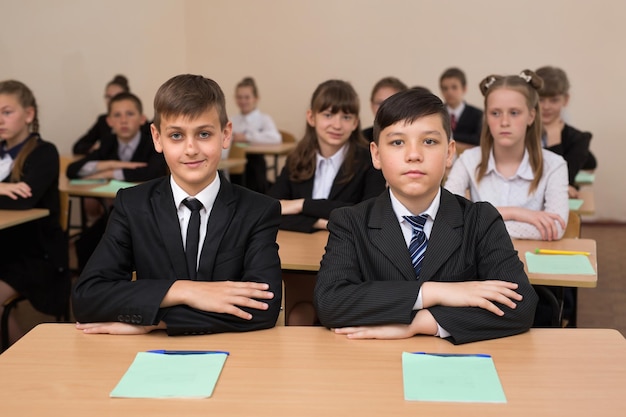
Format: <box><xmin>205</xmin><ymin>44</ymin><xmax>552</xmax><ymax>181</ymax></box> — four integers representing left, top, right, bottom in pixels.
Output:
<box><xmin>316</xmin><ymin>142</ymin><xmax>349</xmax><ymax>167</ymax></box>
<box><xmin>117</xmin><ymin>131</ymin><xmax>141</xmax><ymax>151</ymax></box>
<box><xmin>486</xmin><ymin>148</ymin><xmax>534</xmax><ymax>180</ymax></box>
<box><xmin>447</xmin><ymin>102</ymin><xmax>466</xmax><ymax>120</ymax></box>
<box><xmin>170</xmin><ymin>174</ymin><xmax>221</xmax><ymax>212</ymax></box>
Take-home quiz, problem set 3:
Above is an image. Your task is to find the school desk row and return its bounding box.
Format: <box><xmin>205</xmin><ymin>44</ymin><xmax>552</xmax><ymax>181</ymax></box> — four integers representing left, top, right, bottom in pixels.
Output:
<box><xmin>0</xmin><ymin>323</ymin><xmax>624</xmax><ymax>416</ymax></box>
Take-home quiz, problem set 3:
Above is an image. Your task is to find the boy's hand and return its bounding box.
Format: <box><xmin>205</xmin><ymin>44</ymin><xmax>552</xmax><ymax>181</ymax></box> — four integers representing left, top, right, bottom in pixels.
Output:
<box><xmin>568</xmin><ymin>185</ymin><xmax>579</xmax><ymax>199</ymax></box>
<box><xmin>332</xmin><ymin>310</ymin><xmax>438</xmax><ymax>339</ymax></box>
<box><xmin>279</xmin><ymin>198</ymin><xmax>304</xmax><ymax>215</ymax></box>
<box><xmin>0</xmin><ymin>182</ymin><xmax>32</xmax><ymax>199</ymax></box>
<box><xmin>96</xmin><ymin>160</ymin><xmax>147</xmax><ymax>171</ymax></box>
<box><xmin>423</xmin><ymin>280</ymin><xmax>523</xmax><ymax>316</ymax></box>
<box><xmin>76</xmin><ymin>321</ymin><xmax>165</xmax><ymax>334</ymax></box>
<box><xmin>163</xmin><ymin>281</ymin><xmax>275</xmax><ymax>320</ymax></box>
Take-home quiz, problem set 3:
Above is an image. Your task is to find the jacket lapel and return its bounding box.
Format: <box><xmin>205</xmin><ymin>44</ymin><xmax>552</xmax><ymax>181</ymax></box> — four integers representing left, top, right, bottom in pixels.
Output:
<box><xmin>152</xmin><ymin>179</ymin><xmax>189</xmax><ymax>280</ymax></box>
<box><xmin>196</xmin><ymin>176</ymin><xmax>236</xmax><ymax>279</ymax></box>
<box><xmin>368</xmin><ymin>191</ymin><xmax>418</xmax><ymax>281</ymax></box>
<box><xmin>419</xmin><ymin>189</ymin><xmax>464</xmax><ymax>281</ymax></box>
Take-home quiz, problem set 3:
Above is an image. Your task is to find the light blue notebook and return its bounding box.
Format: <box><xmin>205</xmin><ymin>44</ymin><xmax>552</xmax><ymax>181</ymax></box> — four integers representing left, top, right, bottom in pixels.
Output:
<box><xmin>568</xmin><ymin>199</ymin><xmax>584</xmax><ymax>211</ymax></box>
<box><xmin>110</xmin><ymin>351</ymin><xmax>228</xmax><ymax>398</ymax></box>
<box><xmin>574</xmin><ymin>171</ymin><xmax>595</xmax><ymax>184</ymax></box>
<box><xmin>402</xmin><ymin>352</ymin><xmax>506</xmax><ymax>403</ymax></box>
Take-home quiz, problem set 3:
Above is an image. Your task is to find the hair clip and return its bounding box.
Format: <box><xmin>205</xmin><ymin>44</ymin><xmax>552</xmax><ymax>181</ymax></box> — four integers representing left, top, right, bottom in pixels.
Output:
<box><xmin>484</xmin><ymin>76</ymin><xmax>496</xmax><ymax>90</ymax></box>
<box><xmin>519</xmin><ymin>72</ymin><xmax>532</xmax><ymax>83</ymax></box>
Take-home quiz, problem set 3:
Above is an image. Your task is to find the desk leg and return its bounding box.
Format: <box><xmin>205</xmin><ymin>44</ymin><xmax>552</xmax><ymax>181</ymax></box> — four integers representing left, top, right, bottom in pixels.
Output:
<box><xmin>282</xmin><ymin>271</ymin><xmax>318</xmax><ymax>326</ymax></box>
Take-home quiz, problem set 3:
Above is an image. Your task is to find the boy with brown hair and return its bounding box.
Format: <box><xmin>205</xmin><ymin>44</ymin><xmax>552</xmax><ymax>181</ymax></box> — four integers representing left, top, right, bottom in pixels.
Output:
<box><xmin>72</xmin><ymin>74</ymin><xmax>282</xmax><ymax>335</ymax></box>
<box><xmin>314</xmin><ymin>89</ymin><xmax>537</xmax><ymax>344</ymax></box>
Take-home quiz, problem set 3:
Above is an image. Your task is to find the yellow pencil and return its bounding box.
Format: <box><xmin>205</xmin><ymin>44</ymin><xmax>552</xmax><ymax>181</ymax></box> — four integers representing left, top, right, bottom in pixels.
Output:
<box><xmin>534</xmin><ymin>249</ymin><xmax>590</xmax><ymax>256</ymax></box>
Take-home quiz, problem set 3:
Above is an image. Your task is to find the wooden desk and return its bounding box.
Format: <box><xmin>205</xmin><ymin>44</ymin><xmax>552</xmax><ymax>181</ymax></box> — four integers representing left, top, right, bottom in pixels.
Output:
<box><xmin>278</xmin><ymin>231</ymin><xmax>597</xmax><ymax>324</ymax></box>
<box><xmin>0</xmin><ymin>208</ymin><xmax>50</xmax><ymax>230</ymax></box>
<box><xmin>1</xmin><ymin>324</ymin><xmax>625</xmax><ymax>416</ymax></box>
<box><xmin>218</xmin><ymin>158</ymin><xmax>247</xmax><ymax>172</ymax></box>
<box><xmin>573</xmin><ymin>185</ymin><xmax>595</xmax><ymax>215</ymax></box>
<box><xmin>236</xmin><ymin>142</ymin><xmax>297</xmax><ymax>178</ymax></box>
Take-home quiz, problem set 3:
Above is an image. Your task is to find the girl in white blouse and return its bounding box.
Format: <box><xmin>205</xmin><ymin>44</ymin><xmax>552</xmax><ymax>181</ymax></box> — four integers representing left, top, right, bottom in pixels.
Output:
<box><xmin>445</xmin><ymin>70</ymin><xmax>568</xmax><ymax>241</ymax></box>
<box><xmin>226</xmin><ymin>77</ymin><xmax>281</xmax><ymax>193</ymax></box>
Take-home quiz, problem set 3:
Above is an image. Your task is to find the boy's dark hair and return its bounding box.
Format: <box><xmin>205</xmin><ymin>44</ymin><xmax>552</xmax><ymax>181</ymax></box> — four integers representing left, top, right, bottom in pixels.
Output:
<box><xmin>153</xmin><ymin>74</ymin><xmax>228</xmax><ymax>131</ymax></box>
<box><xmin>370</xmin><ymin>77</ymin><xmax>408</xmax><ymax>102</ymax></box>
<box><xmin>236</xmin><ymin>77</ymin><xmax>258</xmax><ymax>97</ymax></box>
<box><xmin>373</xmin><ymin>89</ymin><xmax>451</xmax><ymax>144</ymax></box>
<box><xmin>107</xmin><ymin>92</ymin><xmax>143</xmax><ymax>115</ymax></box>
<box><xmin>439</xmin><ymin>67</ymin><xmax>467</xmax><ymax>87</ymax></box>
<box><xmin>535</xmin><ymin>66</ymin><xmax>570</xmax><ymax>97</ymax></box>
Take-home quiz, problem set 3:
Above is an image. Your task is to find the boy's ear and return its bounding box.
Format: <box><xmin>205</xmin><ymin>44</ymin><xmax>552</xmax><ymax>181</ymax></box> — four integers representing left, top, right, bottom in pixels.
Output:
<box><xmin>106</xmin><ymin>115</ymin><xmax>113</xmax><ymax>128</ymax></box>
<box><xmin>446</xmin><ymin>139</ymin><xmax>456</xmax><ymax>168</ymax></box>
<box><xmin>222</xmin><ymin>121</ymin><xmax>233</xmax><ymax>150</ymax></box>
<box><xmin>140</xmin><ymin>114</ymin><xmax>147</xmax><ymax>124</ymax></box>
<box><xmin>150</xmin><ymin>123</ymin><xmax>163</xmax><ymax>154</ymax></box>
<box><xmin>370</xmin><ymin>141</ymin><xmax>382</xmax><ymax>170</ymax></box>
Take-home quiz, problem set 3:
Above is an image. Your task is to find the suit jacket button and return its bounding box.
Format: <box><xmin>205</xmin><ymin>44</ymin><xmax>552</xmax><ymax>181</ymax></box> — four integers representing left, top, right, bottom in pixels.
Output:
<box><xmin>117</xmin><ymin>315</ymin><xmax>124</xmax><ymax>321</ymax></box>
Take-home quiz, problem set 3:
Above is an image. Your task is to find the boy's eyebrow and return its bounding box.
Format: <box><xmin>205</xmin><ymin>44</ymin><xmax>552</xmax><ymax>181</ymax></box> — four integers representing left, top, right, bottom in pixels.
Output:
<box><xmin>385</xmin><ymin>130</ymin><xmax>443</xmax><ymax>137</ymax></box>
<box><xmin>164</xmin><ymin>124</ymin><xmax>217</xmax><ymax>131</ymax></box>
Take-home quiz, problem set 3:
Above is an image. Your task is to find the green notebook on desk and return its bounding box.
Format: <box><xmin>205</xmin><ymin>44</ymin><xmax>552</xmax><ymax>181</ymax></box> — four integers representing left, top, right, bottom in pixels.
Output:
<box><xmin>568</xmin><ymin>199</ymin><xmax>584</xmax><ymax>211</ymax></box>
<box><xmin>574</xmin><ymin>171</ymin><xmax>595</xmax><ymax>184</ymax></box>
<box><xmin>402</xmin><ymin>352</ymin><xmax>506</xmax><ymax>403</ymax></box>
<box><xmin>110</xmin><ymin>351</ymin><xmax>228</xmax><ymax>398</ymax></box>
<box><xmin>91</xmin><ymin>179</ymin><xmax>139</xmax><ymax>194</ymax></box>
<box><xmin>525</xmin><ymin>252</ymin><xmax>595</xmax><ymax>275</ymax></box>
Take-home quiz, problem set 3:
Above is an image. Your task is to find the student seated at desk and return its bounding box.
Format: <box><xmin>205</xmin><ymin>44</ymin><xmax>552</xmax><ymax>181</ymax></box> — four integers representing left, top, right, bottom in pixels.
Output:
<box><xmin>439</xmin><ymin>67</ymin><xmax>483</xmax><ymax>150</ymax></box>
<box><xmin>445</xmin><ymin>70</ymin><xmax>569</xmax><ymax>241</ymax></box>
<box><xmin>535</xmin><ymin>66</ymin><xmax>596</xmax><ymax>198</ymax></box>
<box><xmin>0</xmin><ymin>80</ymin><xmax>69</xmax><ymax>345</ymax></box>
<box><xmin>66</xmin><ymin>92</ymin><xmax>166</xmax><ymax>182</ymax></box>
<box><xmin>226</xmin><ymin>77</ymin><xmax>281</xmax><ymax>193</ymax></box>
<box><xmin>268</xmin><ymin>79</ymin><xmax>386</xmax><ymax>233</ymax></box>
<box><xmin>72</xmin><ymin>75</ymin><xmax>151</xmax><ymax>155</ymax></box>
<box><xmin>67</xmin><ymin>92</ymin><xmax>167</xmax><ymax>269</ymax></box>
<box><xmin>314</xmin><ymin>89</ymin><xmax>538</xmax><ymax>345</ymax></box>
<box><xmin>72</xmin><ymin>74</ymin><xmax>282</xmax><ymax>336</ymax></box>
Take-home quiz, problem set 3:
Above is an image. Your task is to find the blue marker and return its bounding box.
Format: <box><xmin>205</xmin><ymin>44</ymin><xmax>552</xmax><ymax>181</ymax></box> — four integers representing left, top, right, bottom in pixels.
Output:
<box><xmin>147</xmin><ymin>350</ymin><xmax>230</xmax><ymax>355</ymax></box>
<box><xmin>412</xmin><ymin>352</ymin><xmax>491</xmax><ymax>358</ymax></box>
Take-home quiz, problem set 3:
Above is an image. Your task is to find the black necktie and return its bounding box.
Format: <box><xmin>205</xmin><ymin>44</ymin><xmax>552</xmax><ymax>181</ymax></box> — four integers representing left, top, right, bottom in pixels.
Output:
<box><xmin>183</xmin><ymin>198</ymin><xmax>203</xmax><ymax>280</ymax></box>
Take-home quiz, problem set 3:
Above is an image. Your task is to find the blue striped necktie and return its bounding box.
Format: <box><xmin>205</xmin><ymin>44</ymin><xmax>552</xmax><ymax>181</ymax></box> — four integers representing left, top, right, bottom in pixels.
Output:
<box><xmin>403</xmin><ymin>215</ymin><xmax>428</xmax><ymax>277</ymax></box>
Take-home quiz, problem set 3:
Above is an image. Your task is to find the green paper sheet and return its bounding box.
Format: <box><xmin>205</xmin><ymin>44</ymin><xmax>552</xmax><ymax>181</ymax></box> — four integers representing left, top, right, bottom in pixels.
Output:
<box><xmin>91</xmin><ymin>180</ymin><xmax>138</xmax><ymax>194</ymax></box>
<box><xmin>568</xmin><ymin>199</ymin><xmax>584</xmax><ymax>210</ymax></box>
<box><xmin>110</xmin><ymin>352</ymin><xmax>228</xmax><ymax>398</ymax></box>
<box><xmin>574</xmin><ymin>171</ymin><xmax>595</xmax><ymax>184</ymax></box>
<box><xmin>525</xmin><ymin>252</ymin><xmax>595</xmax><ymax>275</ymax></box>
<box><xmin>402</xmin><ymin>352</ymin><xmax>506</xmax><ymax>403</ymax></box>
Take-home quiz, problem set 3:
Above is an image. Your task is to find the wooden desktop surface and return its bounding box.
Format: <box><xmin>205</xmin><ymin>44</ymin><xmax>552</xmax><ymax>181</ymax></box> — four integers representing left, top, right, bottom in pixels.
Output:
<box><xmin>236</xmin><ymin>142</ymin><xmax>296</xmax><ymax>155</ymax></box>
<box><xmin>1</xmin><ymin>324</ymin><xmax>624</xmax><ymax>416</ymax></box>
<box><xmin>0</xmin><ymin>208</ymin><xmax>49</xmax><ymax>230</ymax></box>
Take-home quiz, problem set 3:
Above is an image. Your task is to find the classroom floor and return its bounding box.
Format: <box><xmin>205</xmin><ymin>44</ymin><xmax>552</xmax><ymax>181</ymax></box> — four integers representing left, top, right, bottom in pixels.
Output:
<box><xmin>10</xmin><ymin>223</ymin><xmax>626</xmax><ymax>343</ymax></box>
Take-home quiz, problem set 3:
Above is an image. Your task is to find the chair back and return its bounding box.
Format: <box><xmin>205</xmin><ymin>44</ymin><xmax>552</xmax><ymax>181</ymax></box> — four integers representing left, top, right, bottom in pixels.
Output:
<box><xmin>227</xmin><ymin>144</ymin><xmax>246</xmax><ymax>175</ymax></box>
<box><xmin>563</xmin><ymin>212</ymin><xmax>581</xmax><ymax>239</ymax></box>
<box><xmin>279</xmin><ymin>130</ymin><xmax>296</xmax><ymax>143</ymax></box>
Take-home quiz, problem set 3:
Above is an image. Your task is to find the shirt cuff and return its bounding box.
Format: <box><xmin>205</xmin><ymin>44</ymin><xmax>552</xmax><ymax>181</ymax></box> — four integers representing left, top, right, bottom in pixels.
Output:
<box><xmin>113</xmin><ymin>168</ymin><xmax>125</xmax><ymax>180</ymax></box>
<box><xmin>77</xmin><ymin>161</ymin><xmax>98</xmax><ymax>177</ymax></box>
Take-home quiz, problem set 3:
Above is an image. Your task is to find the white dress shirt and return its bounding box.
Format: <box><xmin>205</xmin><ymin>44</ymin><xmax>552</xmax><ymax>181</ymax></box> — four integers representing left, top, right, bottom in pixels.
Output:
<box><xmin>223</xmin><ymin>108</ymin><xmax>281</xmax><ymax>159</ymax></box>
<box><xmin>171</xmin><ymin>174</ymin><xmax>221</xmax><ymax>270</ymax></box>
<box><xmin>312</xmin><ymin>144</ymin><xmax>348</xmax><ymax>199</ymax></box>
<box><xmin>389</xmin><ymin>188</ymin><xmax>450</xmax><ymax>339</ymax></box>
<box><xmin>445</xmin><ymin>147</ymin><xmax>569</xmax><ymax>239</ymax></box>
<box><xmin>78</xmin><ymin>131</ymin><xmax>142</xmax><ymax>180</ymax></box>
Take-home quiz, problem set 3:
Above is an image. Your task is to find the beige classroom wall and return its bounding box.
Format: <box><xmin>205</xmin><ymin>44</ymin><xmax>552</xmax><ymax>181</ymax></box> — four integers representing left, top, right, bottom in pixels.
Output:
<box><xmin>1</xmin><ymin>0</ymin><xmax>624</xmax><ymax>221</ymax></box>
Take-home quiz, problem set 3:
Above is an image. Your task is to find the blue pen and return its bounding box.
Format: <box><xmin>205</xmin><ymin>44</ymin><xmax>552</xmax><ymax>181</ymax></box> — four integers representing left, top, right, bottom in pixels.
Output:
<box><xmin>412</xmin><ymin>352</ymin><xmax>491</xmax><ymax>358</ymax></box>
<box><xmin>147</xmin><ymin>350</ymin><xmax>230</xmax><ymax>355</ymax></box>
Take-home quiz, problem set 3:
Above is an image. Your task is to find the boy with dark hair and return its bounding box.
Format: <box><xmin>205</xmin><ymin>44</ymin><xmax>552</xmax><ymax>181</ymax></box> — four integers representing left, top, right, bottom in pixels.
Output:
<box><xmin>314</xmin><ymin>89</ymin><xmax>537</xmax><ymax>345</ymax></box>
<box><xmin>72</xmin><ymin>74</ymin><xmax>282</xmax><ymax>335</ymax></box>
<box><xmin>439</xmin><ymin>67</ymin><xmax>483</xmax><ymax>149</ymax></box>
